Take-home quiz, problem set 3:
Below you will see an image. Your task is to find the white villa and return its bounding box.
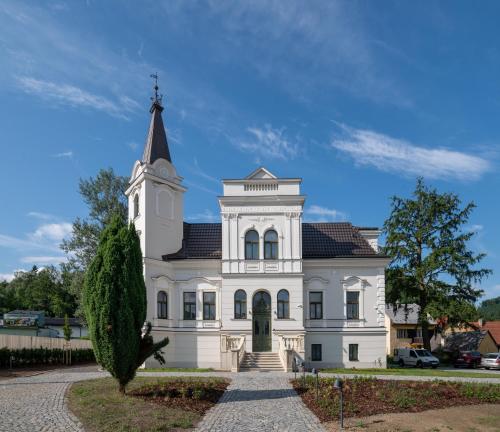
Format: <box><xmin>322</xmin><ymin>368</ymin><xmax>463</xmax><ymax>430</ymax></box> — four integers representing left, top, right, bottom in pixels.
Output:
<box><xmin>126</xmin><ymin>91</ymin><xmax>390</xmax><ymax>371</ymax></box>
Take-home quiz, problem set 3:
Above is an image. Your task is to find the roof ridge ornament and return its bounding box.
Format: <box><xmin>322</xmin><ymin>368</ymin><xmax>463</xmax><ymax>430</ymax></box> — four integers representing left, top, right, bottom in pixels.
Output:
<box><xmin>150</xmin><ymin>72</ymin><xmax>164</xmax><ymax>112</ymax></box>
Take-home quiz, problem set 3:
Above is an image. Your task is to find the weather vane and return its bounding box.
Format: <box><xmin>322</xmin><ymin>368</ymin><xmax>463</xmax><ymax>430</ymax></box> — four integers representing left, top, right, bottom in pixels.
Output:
<box><xmin>150</xmin><ymin>73</ymin><xmax>163</xmax><ymax>104</ymax></box>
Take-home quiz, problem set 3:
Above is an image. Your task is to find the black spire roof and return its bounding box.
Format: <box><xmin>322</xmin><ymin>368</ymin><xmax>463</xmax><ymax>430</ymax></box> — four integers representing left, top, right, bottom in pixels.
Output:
<box><xmin>142</xmin><ymin>75</ymin><xmax>172</xmax><ymax>164</ymax></box>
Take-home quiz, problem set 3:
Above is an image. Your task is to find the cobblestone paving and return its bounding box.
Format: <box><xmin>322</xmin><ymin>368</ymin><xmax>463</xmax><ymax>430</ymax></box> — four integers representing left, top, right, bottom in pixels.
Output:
<box><xmin>0</xmin><ymin>371</ymin><xmax>105</xmax><ymax>432</ymax></box>
<box><xmin>195</xmin><ymin>372</ymin><xmax>326</xmax><ymax>432</ymax></box>
<box><xmin>1</xmin><ymin>368</ymin><xmax>499</xmax><ymax>432</ymax></box>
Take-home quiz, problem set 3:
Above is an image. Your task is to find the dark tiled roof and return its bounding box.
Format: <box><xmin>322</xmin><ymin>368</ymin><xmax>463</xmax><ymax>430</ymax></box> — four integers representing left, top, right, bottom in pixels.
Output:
<box><xmin>142</xmin><ymin>101</ymin><xmax>172</xmax><ymax>164</ymax></box>
<box><xmin>164</xmin><ymin>223</ymin><xmax>222</xmax><ymax>260</ymax></box>
<box><xmin>443</xmin><ymin>330</ymin><xmax>489</xmax><ymax>352</ymax></box>
<box><xmin>302</xmin><ymin>222</ymin><xmax>377</xmax><ymax>258</ymax></box>
<box><xmin>385</xmin><ymin>304</ymin><xmax>437</xmax><ymax>325</ymax></box>
<box><xmin>163</xmin><ymin>222</ymin><xmax>381</xmax><ymax>260</ymax></box>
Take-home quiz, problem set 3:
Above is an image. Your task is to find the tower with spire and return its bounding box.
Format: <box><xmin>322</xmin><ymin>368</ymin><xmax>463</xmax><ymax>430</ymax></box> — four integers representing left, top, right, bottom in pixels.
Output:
<box><xmin>126</xmin><ymin>76</ymin><xmax>186</xmax><ymax>261</ymax></box>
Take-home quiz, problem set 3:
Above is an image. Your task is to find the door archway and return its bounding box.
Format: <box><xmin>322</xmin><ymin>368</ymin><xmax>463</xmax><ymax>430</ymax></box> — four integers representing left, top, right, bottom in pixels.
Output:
<box><xmin>252</xmin><ymin>291</ymin><xmax>272</xmax><ymax>352</ymax></box>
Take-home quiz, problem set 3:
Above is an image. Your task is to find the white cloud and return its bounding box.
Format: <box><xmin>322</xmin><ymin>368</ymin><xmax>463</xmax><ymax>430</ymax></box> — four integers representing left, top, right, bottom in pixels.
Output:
<box><xmin>331</xmin><ymin>125</ymin><xmax>491</xmax><ymax>181</ymax></box>
<box><xmin>27</xmin><ymin>211</ymin><xmax>57</xmax><ymax>221</ymax></box>
<box><xmin>235</xmin><ymin>125</ymin><xmax>299</xmax><ymax>161</ymax></box>
<box><xmin>466</xmin><ymin>224</ymin><xmax>484</xmax><ymax>233</ymax></box>
<box><xmin>20</xmin><ymin>256</ymin><xmax>67</xmax><ymax>265</ymax></box>
<box><xmin>31</xmin><ymin>223</ymin><xmax>72</xmax><ymax>242</ymax></box>
<box><xmin>187</xmin><ymin>209</ymin><xmax>219</xmax><ymax>223</ymax></box>
<box><xmin>188</xmin><ymin>158</ymin><xmax>220</xmax><ymax>185</ymax></box>
<box><xmin>0</xmin><ymin>273</ymin><xmax>15</xmax><ymax>282</ymax></box>
<box><xmin>52</xmin><ymin>150</ymin><xmax>73</xmax><ymax>158</ymax></box>
<box><xmin>16</xmin><ymin>76</ymin><xmax>134</xmax><ymax>119</ymax></box>
<box><xmin>305</xmin><ymin>205</ymin><xmax>347</xmax><ymax>222</ymax></box>
<box><xmin>127</xmin><ymin>142</ymin><xmax>138</xmax><ymax>151</ymax></box>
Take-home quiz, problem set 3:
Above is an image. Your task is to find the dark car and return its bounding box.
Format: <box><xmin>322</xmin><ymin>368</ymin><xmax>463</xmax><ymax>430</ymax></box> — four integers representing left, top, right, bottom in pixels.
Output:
<box><xmin>453</xmin><ymin>351</ymin><xmax>482</xmax><ymax>368</ymax></box>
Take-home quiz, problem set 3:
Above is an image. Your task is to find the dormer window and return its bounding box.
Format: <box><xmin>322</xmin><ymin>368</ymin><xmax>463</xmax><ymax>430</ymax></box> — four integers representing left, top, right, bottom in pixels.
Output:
<box><xmin>133</xmin><ymin>194</ymin><xmax>139</xmax><ymax>219</ymax></box>
<box><xmin>264</xmin><ymin>230</ymin><xmax>278</xmax><ymax>260</ymax></box>
<box><xmin>245</xmin><ymin>230</ymin><xmax>259</xmax><ymax>260</ymax></box>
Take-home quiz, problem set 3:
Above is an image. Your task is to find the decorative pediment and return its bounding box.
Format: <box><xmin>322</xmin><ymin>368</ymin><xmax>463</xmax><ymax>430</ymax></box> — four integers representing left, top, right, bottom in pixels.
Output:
<box><xmin>245</xmin><ymin>167</ymin><xmax>277</xmax><ymax>180</ymax></box>
<box><xmin>304</xmin><ymin>276</ymin><xmax>330</xmax><ymax>285</ymax></box>
<box><xmin>341</xmin><ymin>276</ymin><xmax>369</xmax><ymax>289</ymax></box>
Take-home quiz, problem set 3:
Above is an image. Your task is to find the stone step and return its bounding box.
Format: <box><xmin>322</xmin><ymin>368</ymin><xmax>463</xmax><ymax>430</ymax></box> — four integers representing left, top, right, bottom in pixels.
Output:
<box><xmin>240</xmin><ymin>352</ymin><xmax>284</xmax><ymax>372</ymax></box>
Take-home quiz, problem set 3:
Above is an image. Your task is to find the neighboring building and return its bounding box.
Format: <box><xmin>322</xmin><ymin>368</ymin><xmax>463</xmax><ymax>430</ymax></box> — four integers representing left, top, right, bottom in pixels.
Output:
<box><xmin>471</xmin><ymin>320</ymin><xmax>500</xmax><ymax>350</ymax></box>
<box><xmin>443</xmin><ymin>330</ymin><xmax>497</xmax><ymax>355</ymax></box>
<box><xmin>0</xmin><ymin>310</ymin><xmax>58</xmax><ymax>337</ymax></box>
<box><xmin>126</xmin><ymin>86</ymin><xmax>390</xmax><ymax>370</ymax></box>
<box><xmin>385</xmin><ymin>304</ymin><xmax>442</xmax><ymax>355</ymax></box>
<box><xmin>45</xmin><ymin>317</ymin><xmax>88</xmax><ymax>339</ymax></box>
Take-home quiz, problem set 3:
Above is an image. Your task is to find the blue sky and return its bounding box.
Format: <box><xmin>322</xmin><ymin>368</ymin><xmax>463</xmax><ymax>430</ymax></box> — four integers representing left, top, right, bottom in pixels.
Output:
<box><xmin>0</xmin><ymin>1</ymin><xmax>499</xmax><ymax>300</ymax></box>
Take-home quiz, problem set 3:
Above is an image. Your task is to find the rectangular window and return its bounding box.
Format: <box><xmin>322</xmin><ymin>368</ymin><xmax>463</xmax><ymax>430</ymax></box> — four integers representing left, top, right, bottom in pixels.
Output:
<box><xmin>349</xmin><ymin>344</ymin><xmax>358</xmax><ymax>361</ymax></box>
<box><xmin>309</xmin><ymin>292</ymin><xmax>323</xmax><ymax>319</ymax></box>
<box><xmin>397</xmin><ymin>329</ymin><xmax>408</xmax><ymax>339</ymax></box>
<box><xmin>346</xmin><ymin>291</ymin><xmax>359</xmax><ymax>319</ymax></box>
<box><xmin>203</xmin><ymin>292</ymin><xmax>216</xmax><ymax>320</ymax></box>
<box><xmin>311</xmin><ymin>344</ymin><xmax>322</xmax><ymax>361</ymax></box>
<box><xmin>183</xmin><ymin>292</ymin><xmax>196</xmax><ymax>320</ymax></box>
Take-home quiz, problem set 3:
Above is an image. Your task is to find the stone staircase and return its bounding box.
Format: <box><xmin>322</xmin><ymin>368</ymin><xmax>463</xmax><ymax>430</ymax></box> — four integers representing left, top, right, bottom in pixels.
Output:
<box><xmin>240</xmin><ymin>352</ymin><xmax>284</xmax><ymax>372</ymax></box>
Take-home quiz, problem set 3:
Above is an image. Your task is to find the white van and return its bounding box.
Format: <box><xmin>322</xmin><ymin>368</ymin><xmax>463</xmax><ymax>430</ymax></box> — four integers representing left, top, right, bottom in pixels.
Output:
<box><xmin>393</xmin><ymin>348</ymin><xmax>440</xmax><ymax>368</ymax></box>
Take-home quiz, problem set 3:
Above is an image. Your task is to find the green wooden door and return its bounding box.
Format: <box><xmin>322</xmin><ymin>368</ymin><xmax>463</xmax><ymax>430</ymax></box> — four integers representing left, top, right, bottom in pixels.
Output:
<box><xmin>252</xmin><ymin>291</ymin><xmax>271</xmax><ymax>352</ymax></box>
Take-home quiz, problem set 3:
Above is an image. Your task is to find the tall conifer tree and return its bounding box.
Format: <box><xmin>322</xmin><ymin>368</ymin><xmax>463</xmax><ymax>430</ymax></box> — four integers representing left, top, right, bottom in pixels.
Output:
<box><xmin>383</xmin><ymin>178</ymin><xmax>491</xmax><ymax>350</ymax></box>
<box><xmin>84</xmin><ymin>214</ymin><xmax>168</xmax><ymax>393</ymax></box>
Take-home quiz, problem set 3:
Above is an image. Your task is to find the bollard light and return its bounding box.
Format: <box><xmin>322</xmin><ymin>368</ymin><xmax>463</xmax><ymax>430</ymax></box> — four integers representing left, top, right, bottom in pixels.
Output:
<box><xmin>333</xmin><ymin>378</ymin><xmax>344</xmax><ymax>430</ymax></box>
<box><xmin>312</xmin><ymin>368</ymin><xmax>319</xmax><ymax>401</ymax></box>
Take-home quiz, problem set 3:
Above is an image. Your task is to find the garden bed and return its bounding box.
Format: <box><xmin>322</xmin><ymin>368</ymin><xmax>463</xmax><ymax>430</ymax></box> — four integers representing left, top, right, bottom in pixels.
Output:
<box><xmin>68</xmin><ymin>377</ymin><xmax>229</xmax><ymax>431</ymax></box>
<box><xmin>292</xmin><ymin>376</ymin><xmax>500</xmax><ymax>422</ymax></box>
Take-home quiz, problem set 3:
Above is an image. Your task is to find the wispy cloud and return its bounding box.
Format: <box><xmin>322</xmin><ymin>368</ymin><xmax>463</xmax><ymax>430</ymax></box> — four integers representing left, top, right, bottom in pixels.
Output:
<box><xmin>186</xmin><ymin>158</ymin><xmax>220</xmax><ymax>185</ymax></box>
<box><xmin>17</xmin><ymin>76</ymin><xmax>134</xmax><ymax>119</ymax></box>
<box><xmin>331</xmin><ymin>125</ymin><xmax>491</xmax><ymax>181</ymax></box>
<box><xmin>184</xmin><ymin>180</ymin><xmax>219</xmax><ymax>196</ymax></box>
<box><xmin>20</xmin><ymin>256</ymin><xmax>67</xmax><ymax>265</ymax></box>
<box><xmin>187</xmin><ymin>209</ymin><xmax>219</xmax><ymax>223</ymax></box>
<box><xmin>27</xmin><ymin>211</ymin><xmax>57</xmax><ymax>221</ymax></box>
<box><xmin>127</xmin><ymin>142</ymin><xmax>139</xmax><ymax>151</ymax></box>
<box><xmin>234</xmin><ymin>125</ymin><xmax>299</xmax><ymax>161</ymax></box>
<box><xmin>305</xmin><ymin>205</ymin><xmax>347</xmax><ymax>222</ymax></box>
<box><xmin>52</xmin><ymin>150</ymin><xmax>73</xmax><ymax>158</ymax></box>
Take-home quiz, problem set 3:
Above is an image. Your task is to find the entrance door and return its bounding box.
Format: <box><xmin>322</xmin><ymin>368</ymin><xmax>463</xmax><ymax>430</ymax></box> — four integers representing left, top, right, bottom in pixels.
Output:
<box><xmin>252</xmin><ymin>291</ymin><xmax>271</xmax><ymax>352</ymax></box>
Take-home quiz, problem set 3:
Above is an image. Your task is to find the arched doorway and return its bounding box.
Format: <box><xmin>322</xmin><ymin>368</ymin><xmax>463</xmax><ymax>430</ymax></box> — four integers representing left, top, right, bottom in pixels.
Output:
<box><xmin>252</xmin><ymin>291</ymin><xmax>272</xmax><ymax>352</ymax></box>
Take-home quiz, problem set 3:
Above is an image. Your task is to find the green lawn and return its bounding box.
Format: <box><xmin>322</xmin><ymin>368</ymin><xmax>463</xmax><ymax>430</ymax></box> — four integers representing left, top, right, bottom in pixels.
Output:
<box><xmin>319</xmin><ymin>367</ymin><xmax>500</xmax><ymax>379</ymax></box>
<box><xmin>68</xmin><ymin>376</ymin><xmax>227</xmax><ymax>432</ymax></box>
<box><xmin>140</xmin><ymin>367</ymin><xmax>214</xmax><ymax>372</ymax></box>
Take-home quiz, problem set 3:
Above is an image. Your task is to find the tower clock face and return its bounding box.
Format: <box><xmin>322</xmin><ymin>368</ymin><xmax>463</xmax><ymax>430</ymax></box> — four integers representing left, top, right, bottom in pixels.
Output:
<box><xmin>159</xmin><ymin>167</ymin><xmax>169</xmax><ymax>178</ymax></box>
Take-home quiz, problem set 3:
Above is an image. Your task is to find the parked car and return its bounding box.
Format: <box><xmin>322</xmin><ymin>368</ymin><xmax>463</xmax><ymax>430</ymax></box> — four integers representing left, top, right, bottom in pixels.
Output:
<box><xmin>480</xmin><ymin>352</ymin><xmax>500</xmax><ymax>370</ymax></box>
<box><xmin>394</xmin><ymin>348</ymin><xmax>440</xmax><ymax>368</ymax></box>
<box><xmin>453</xmin><ymin>351</ymin><xmax>482</xmax><ymax>368</ymax></box>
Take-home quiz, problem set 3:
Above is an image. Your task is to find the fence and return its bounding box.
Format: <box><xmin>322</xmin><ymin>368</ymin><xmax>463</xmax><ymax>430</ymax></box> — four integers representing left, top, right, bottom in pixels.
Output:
<box><xmin>0</xmin><ymin>334</ymin><xmax>92</xmax><ymax>350</ymax></box>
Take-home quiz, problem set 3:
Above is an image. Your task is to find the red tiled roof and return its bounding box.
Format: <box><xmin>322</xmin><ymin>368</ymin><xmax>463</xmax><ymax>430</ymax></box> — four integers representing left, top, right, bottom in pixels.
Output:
<box><xmin>472</xmin><ymin>321</ymin><xmax>500</xmax><ymax>346</ymax></box>
<box><xmin>163</xmin><ymin>222</ymin><xmax>384</xmax><ymax>260</ymax></box>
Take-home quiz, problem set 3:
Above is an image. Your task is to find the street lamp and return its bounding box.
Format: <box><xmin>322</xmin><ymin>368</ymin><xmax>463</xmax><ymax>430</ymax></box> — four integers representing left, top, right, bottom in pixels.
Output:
<box><xmin>333</xmin><ymin>378</ymin><xmax>344</xmax><ymax>430</ymax></box>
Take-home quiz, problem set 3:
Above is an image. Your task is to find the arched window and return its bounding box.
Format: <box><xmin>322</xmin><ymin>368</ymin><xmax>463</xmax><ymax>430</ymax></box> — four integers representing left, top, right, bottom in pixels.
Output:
<box><xmin>234</xmin><ymin>290</ymin><xmax>247</xmax><ymax>319</ymax></box>
<box><xmin>264</xmin><ymin>230</ymin><xmax>278</xmax><ymax>260</ymax></box>
<box><xmin>277</xmin><ymin>289</ymin><xmax>289</xmax><ymax>319</ymax></box>
<box><xmin>157</xmin><ymin>291</ymin><xmax>168</xmax><ymax>319</ymax></box>
<box><xmin>133</xmin><ymin>194</ymin><xmax>139</xmax><ymax>219</ymax></box>
<box><xmin>245</xmin><ymin>230</ymin><xmax>259</xmax><ymax>260</ymax></box>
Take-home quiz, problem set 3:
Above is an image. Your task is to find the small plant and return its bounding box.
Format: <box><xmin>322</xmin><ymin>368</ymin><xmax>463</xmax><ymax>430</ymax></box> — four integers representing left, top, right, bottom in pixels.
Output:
<box><xmin>63</xmin><ymin>314</ymin><xmax>72</xmax><ymax>341</ymax></box>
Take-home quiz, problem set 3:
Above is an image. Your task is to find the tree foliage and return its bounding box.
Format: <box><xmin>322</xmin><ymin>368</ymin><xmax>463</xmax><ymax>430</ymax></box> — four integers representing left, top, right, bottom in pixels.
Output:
<box><xmin>63</xmin><ymin>314</ymin><xmax>72</xmax><ymax>341</ymax></box>
<box><xmin>478</xmin><ymin>296</ymin><xmax>500</xmax><ymax>320</ymax></box>
<box><xmin>61</xmin><ymin>168</ymin><xmax>128</xmax><ymax>271</ymax></box>
<box><xmin>0</xmin><ymin>266</ymin><xmax>77</xmax><ymax>316</ymax></box>
<box><xmin>83</xmin><ymin>215</ymin><xmax>168</xmax><ymax>393</ymax></box>
<box><xmin>383</xmin><ymin>178</ymin><xmax>491</xmax><ymax>350</ymax></box>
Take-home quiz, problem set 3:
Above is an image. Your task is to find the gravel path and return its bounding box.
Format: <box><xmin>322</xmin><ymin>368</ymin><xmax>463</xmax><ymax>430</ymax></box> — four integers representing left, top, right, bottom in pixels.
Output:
<box><xmin>0</xmin><ymin>368</ymin><xmax>499</xmax><ymax>432</ymax></box>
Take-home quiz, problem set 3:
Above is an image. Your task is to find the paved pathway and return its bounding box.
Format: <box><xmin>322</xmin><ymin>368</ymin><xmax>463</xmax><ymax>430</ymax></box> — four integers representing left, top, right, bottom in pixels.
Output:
<box><xmin>195</xmin><ymin>372</ymin><xmax>325</xmax><ymax>432</ymax></box>
<box><xmin>1</xmin><ymin>368</ymin><xmax>500</xmax><ymax>432</ymax></box>
<box><xmin>0</xmin><ymin>371</ymin><xmax>104</xmax><ymax>432</ymax></box>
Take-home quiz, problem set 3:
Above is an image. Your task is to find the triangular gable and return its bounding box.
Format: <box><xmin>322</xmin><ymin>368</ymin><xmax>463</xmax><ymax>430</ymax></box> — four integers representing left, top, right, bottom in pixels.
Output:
<box><xmin>245</xmin><ymin>167</ymin><xmax>277</xmax><ymax>180</ymax></box>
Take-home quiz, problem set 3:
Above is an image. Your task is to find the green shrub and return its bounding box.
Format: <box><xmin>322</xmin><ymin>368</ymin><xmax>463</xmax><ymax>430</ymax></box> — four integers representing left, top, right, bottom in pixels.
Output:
<box><xmin>0</xmin><ymin>347</ymin><xmax>95</xmax><ymax>368</ymax></box>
